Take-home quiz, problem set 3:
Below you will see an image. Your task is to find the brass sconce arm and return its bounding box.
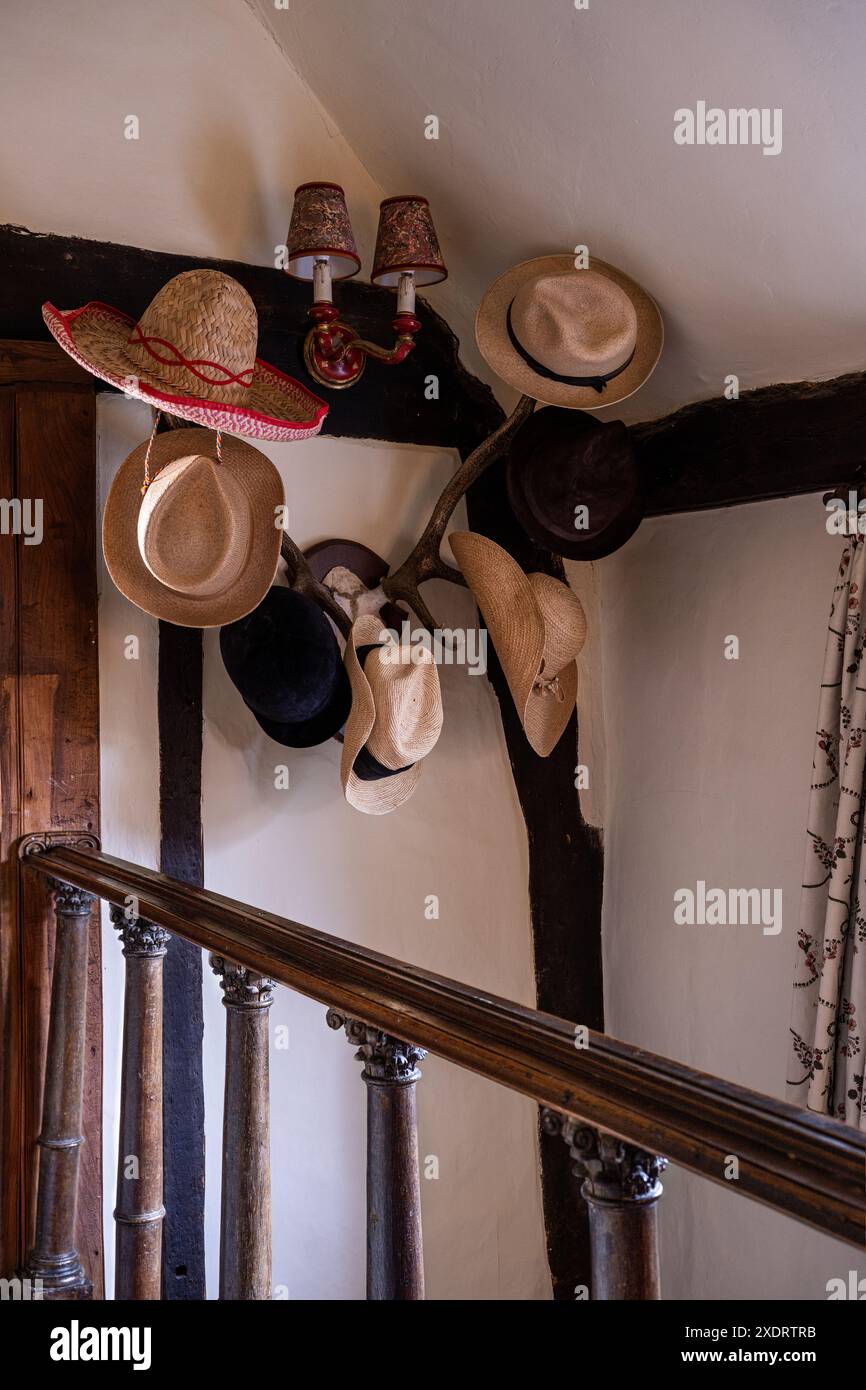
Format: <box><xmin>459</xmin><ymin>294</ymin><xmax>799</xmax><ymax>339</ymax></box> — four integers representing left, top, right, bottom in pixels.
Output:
<box><xmin>304</xmin><ymin>302</ymin><xmax>422</xmax><ymax>389</ymax></box>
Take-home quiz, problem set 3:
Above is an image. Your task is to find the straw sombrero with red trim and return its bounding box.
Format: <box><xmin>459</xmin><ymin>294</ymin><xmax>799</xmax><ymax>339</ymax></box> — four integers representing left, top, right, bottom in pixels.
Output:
<box><xmin>43</xmin><ymin>268</ymin><xmax>328</xmax><ymax>442</ymax></box>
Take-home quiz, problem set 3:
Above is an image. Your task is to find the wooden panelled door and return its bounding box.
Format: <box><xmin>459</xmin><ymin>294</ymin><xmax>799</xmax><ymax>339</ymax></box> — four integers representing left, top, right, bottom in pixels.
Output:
<box><xmin>0</xmin><ymin>343</ymin><xmax>102</xmax><ymax>1291</ymax></box>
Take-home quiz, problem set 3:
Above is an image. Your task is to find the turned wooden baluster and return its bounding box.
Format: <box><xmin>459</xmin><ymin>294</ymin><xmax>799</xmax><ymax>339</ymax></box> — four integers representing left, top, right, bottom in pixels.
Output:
<box><xmin>210</xmin><ymin>957</ymin><xmax>274</xmax><ymax>1300</ymax></box>
<box><xmin>542</xmin><ymin>1111</ymin><xmax>668</xmax><ymax>1300</ymax></box>
<box><xmin>327</xmin><ymin>1010</ymin><xmax>426</xmax><ymax>1300</ymax></box>
<box><xmin>110</xmin><ymin>905</ymin><xmax>169</xmax><ymax>1299</ymax></box>
<box><xmin>19</xmin><ymin>879</ymin><xmax>97</xmax><ymax>1299</ymax></box>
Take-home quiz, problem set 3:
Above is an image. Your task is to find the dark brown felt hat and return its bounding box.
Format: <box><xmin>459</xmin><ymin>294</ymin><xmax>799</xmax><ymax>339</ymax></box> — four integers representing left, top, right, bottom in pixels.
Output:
<box><xmin>506</xmin><ymin>406</ymin><xmax>643</xmax><ymax>561</ymax></box>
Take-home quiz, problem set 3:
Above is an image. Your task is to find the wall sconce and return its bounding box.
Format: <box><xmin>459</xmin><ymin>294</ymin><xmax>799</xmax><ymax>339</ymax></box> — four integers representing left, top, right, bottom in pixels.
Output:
<box><xmin>286</xmin><ymin>183</ymin><xmax>447</xmax><ymax>389</ymax></box>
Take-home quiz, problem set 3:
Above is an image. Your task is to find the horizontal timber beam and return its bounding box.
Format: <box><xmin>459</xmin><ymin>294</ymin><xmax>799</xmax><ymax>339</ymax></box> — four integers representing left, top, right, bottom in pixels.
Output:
<box><xmin>632</xmin><ymin>371</ymin><xmax>866</xmax><ymax>515</ymax></box>
<box><xmin>3</xmin><ymin>224</ymin><xmax>864</xmax><ymax>514</ymax></box>
<box><xmin>0</xmin><ymin>339</ymin><xmax>94</xmax><ymax>385</ymax></box>
<box><xmin>0</xmin><ymin>223</ymin><xmax>498</xmax><ymax>452</ymax></box>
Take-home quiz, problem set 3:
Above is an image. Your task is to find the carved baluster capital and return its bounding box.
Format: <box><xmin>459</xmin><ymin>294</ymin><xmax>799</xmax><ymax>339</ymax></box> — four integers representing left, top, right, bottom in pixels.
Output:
<box><xmin>326</xmin><ymin>1009</ymin><xmax>426</xmax><ymax>1083</ymax></box>
<box><xmin>49</xmin><ymin>880</ymin><xmax>97</xmax><ymax>917</ymax></box>
<box><xmin>210</xmin><ymin>955</ymin><xmax>275</xmax><ymax>1009</ymax></box>
<box><xmin>542</xmin><ymin>1111</ymin><xmax>667</xmax><ymax>1203</ymax></box>
<box><xmin>328</xmin><ymin>1008</ymin><xmax>426</xmax><ymax>1297</ymax></box>
<box><xmin>109</xmin><ymin>904</ymin><xmax>170</xmax><ymax>957</ymax></box>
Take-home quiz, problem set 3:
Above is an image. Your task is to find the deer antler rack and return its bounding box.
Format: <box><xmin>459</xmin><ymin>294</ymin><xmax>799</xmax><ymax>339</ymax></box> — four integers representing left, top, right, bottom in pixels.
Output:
<box><xmin>259</xmin><ymin>395</ymin><xmax>535</xmax><ymax>642</ymax></box>
<box><xmin>378</xmin><ymin>394</ymin><xmax>534</xmax><ymax>631</ymax></box>
<box><xmin>277</xmin><ymin>394</ymin><xmax>533</xmax><ymax>639</ymax></box>
<box><xmin>280</xmin><ymin>533</ymin><xmax>353</xmax><ymax>640</ymax></box>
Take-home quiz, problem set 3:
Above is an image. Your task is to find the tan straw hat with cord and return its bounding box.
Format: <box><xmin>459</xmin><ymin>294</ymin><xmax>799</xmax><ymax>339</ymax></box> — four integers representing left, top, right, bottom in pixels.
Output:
<box><xmin>475</xmin><ymin>253</ymin><xmax>663</xmax><ymax>410</ymax></box>
<box><xmin>44</xmin><ymin>269</ymin><xmax>328</xmax><ymax>442</ymax></box>
<box><xmin>450</xmin><ymin>531</ymin><xmax>587</xmax><ymax>757</ymax></box>
<box><xmin>342</xmin><ymin>615</ymin><xmax>444</xmax><ymax>815</ymax></box>
<box><xmin>103</xmin><ymin>426</ymin><xmax>284</xmax><ymax>627</ymax></box>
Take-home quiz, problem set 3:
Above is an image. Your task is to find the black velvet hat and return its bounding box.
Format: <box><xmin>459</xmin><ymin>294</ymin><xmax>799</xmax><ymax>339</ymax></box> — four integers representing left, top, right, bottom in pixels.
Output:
<box><xmin>507</xmin><ymin>406</ymin><xmax>643</xmax><ymax>560</ymax></box>
<box><xmin>220</xmin><ymin>586</ymin><xmax>351</xmax><ymax>748</ymax></box>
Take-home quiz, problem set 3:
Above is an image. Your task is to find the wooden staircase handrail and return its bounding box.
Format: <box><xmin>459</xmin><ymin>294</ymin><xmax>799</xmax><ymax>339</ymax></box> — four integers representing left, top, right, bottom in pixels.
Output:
<box><xmin>22</xmin><ymin>843</ymin><xmax>865</xmax><ymax>1248</ymax></box>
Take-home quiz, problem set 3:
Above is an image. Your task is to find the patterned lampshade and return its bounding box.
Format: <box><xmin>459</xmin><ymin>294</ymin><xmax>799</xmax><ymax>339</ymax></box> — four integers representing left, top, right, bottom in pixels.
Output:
<box><xmin>286</xmin><ymin>182</ymin><xmax>361</xmax><ymax>280</ymax></box>
<box><xmin>371</xmin><ymin>196</ymin><xmax>448</xmax><ymax>288</ymax></box>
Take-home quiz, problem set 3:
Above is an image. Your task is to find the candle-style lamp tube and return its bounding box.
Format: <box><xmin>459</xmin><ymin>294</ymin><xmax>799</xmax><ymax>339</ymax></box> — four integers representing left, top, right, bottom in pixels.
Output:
<box><xmin>313</xmin><ymin>258</ymin><xmax>333</xmax><ymax>305</ymax></box>
<box><xmin>396</xmin><ymin>271</ymin><xmax>416</xmax><ymax>315</ymax></box>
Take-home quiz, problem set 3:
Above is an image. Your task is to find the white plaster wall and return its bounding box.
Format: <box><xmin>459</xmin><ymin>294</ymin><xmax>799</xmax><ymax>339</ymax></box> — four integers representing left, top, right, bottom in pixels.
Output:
<box><xmin>598</xmin><ymin>495</ymin><xmax>866</xmax><ymax>1299</ymax></box>
<box><xmin>0</xmin><ymin>0</ymin><xmax>384</xmax><ymax>273</ymax></box>
<box><xmin>96</xmin><ymin>396</ymin><xmax>162</xmax><ymax>1297</ymax></box>
<box><xmin>96</xmin><ymin>399</ymin><xmax>549</xmax><ymax>1301</ymax></box>
<box><xmin>200</xmin><ymin>434</ymin><xmax>547</xmax><ymax>1301</ymax></box>
<box><xmin>0</xmin><ymin>0</ymin><xmax>466</xmax><ymax>386</ymax></box>
<box><xmin>260</xmin><ymin>0</ymin><xmax>866</xmax><ymax>421</ymax></box>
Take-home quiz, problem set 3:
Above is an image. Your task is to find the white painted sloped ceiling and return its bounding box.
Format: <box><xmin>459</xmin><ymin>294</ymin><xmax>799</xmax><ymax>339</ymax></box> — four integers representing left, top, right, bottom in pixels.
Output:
<box><xmin>250</xmin><ymin>0</ymin><xmax>866</xmax><ymax>423</ymax></box>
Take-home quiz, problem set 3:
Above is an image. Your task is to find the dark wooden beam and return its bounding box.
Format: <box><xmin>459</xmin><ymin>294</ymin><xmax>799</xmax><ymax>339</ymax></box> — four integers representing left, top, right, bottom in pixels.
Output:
<box><xmin>466</xmin><ymin>449</ymin><xmax>602</xmax><ymax>1300</ymax></box>
<box><xmin>0</xmin><ymin>223</ymin><xmax>496</xmax><ymax>454</ymax></box>
<box><xmin>633</xmin><ymin>371</ymin><xmax>866</xmax><ymax>515</ymax></box>
<box><xmin>0</xmin><ymin>340</ymin><xmax>92</xmax><ymax>386</ymax></box>
<box><xmin>157</xmin><ymin>620</ymin><xmax>206</xmax><ymax>1301</ymax></box>
<box><xmin>4</xmin><ymin>224</ymin><xmax>864</xmax><ymax>512</ymax></box>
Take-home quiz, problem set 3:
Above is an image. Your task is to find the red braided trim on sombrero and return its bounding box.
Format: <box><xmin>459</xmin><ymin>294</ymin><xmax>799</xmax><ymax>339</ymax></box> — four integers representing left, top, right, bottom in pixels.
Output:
<box><xmin>127</xmin><ymin>325</ymin><xmax>255</xmax><ymax>386</ymax></box>
<box><xmin>42</xmin><ymin>301</ymin><xmax>330</xmax><ymax>439</ymax></box>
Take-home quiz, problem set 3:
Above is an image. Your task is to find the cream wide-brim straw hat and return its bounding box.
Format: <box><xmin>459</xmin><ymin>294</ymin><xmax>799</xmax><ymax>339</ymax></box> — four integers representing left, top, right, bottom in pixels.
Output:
<box><xmin>103</xmin><ymin>427</ymin><xmax>284</xmax><ymax>627</ymax></box>
<box><xmin>43</xmin><ymin>269</ymin><xmax>328</xmax><ymax>442</ymax></box>
<box><xmin>450</xmin><ymin>531</ymin><xmax>587</xmax><ymax>757</ymax></box>
<box><xmin>475</xmin><ymin>253</ymin><xmax>663</xmax><ymax>410</ymax></box>
<box><xmin>341</xmin><ymin>615</ymin><xmax>444</xmax><ymax>815</ymax></box>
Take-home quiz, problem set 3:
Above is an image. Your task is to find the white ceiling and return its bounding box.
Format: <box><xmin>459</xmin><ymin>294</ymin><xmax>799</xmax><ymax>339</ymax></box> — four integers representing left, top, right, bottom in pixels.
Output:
<box><xmin>251</xmin><ymin>0</ymin><xmax>866</xmax><ymax>423</ymax></box>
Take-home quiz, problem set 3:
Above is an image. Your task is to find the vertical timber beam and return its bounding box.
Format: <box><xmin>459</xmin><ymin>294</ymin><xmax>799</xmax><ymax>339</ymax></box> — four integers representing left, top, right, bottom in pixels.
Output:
<box><xmin>465</xmin><ymin>435</ymin><xmax>604</xmax><ymax>1300</ymax></box>
<box><xmin>157</xmin><ymin>618</ymin><xmax>206</xmax><ymax>1300</ymax></box>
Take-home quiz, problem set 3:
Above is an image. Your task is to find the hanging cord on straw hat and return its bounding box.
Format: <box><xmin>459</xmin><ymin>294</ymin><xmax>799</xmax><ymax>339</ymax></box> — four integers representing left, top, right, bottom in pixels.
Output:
<box><xmin>140</xmin><ymin>417</ymin><xmax>223</xmax><ymax>495</ymax></box>
<box><xmin>140</xmin><ymin>411</ymin><xmax>162</xmax><ymax>495</ymax></box>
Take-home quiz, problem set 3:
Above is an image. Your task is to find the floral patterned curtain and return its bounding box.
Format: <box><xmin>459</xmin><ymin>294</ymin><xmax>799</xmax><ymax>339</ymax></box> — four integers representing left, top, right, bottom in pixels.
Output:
<box><xmin>788</xmin><ymin>535</ymin><xmax>866</xmax><ymax>1129</ymax></box>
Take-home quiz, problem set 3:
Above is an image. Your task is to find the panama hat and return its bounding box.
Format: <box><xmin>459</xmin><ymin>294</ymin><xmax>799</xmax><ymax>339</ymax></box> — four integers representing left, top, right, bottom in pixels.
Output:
<box><xmin>220</xmin><ymin>587</ymin><xmax>351</xmax><ymax>748</ymax></box>
<box><xmin>342</xmin><ymin>615</ymin><xmax>444</xmax><ymax>815</ymax></box>
<box><xmin>450</xmin><ymin>531</ymin><xmax>587</xmax><ymax>757</ymax></box>
<box><xmin>507</xmin><ymin>407</ymin><xmax>643</xmax><ymax>559</ymax></box>
<box><xmin>103</xmin><ymin>427</ymin><xmax>284</xmax><ymax>627</ymax></box>
<box><xmin>475</xmin><ymin>253</ymin><xmax>663</xmax><ymax>410</ymax></box>
<box><xmin>44</xmin><ymin>268</ymin><xmax>328</xmax><ymax>441</ymax></box>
